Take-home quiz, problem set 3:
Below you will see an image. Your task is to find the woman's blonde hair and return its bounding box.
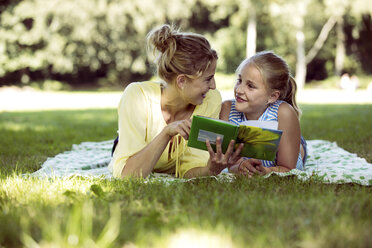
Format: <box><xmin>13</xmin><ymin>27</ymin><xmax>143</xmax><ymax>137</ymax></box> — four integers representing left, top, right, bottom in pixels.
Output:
<box><xmin>237</xmin><ymin>51</ymin><xmax>301</xmax><ymax>117</ymax></box>
<box><xmin>147</xmin><ymin>24</ymin><xmax>218</xmax><ymax>83</ymax></box>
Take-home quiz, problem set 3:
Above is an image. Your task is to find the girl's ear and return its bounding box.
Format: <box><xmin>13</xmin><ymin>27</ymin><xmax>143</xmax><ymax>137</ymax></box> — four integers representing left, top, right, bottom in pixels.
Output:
<box><xmin>176</xmin><ymin>74</ymin><xmax>186</xmax><ymax>89</ymax></box>
<box><xmin>268</xmin><ymin>90</ymin><xmax>280</xmax><ymax>104</ymax></box>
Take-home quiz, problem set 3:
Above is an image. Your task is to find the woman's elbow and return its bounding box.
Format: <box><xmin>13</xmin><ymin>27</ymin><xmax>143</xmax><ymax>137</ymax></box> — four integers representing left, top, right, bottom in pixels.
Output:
<box><xmin>121</xmin><ymin>164</ymin><xmax>149</xmax><ymax>179</ymax></box>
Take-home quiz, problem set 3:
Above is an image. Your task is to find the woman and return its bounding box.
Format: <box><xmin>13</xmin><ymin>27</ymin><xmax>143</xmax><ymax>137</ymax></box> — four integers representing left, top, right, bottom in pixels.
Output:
<box><xmin>109</xmin><ymin>24</ymin><xmax>242</xmax><ymax>179</ymax></box>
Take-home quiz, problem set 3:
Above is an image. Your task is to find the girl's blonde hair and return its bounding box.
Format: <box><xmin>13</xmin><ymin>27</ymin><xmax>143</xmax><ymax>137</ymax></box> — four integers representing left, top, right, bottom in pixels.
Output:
<box><xmin>237</xmin><ymin>51</ymin><xmax>301</xmax><ymax>117</ymax></box>
<box><xmin>146</xmin><ymin>24</ymin><xmax>218</xmax><ymax>83</ymax></box>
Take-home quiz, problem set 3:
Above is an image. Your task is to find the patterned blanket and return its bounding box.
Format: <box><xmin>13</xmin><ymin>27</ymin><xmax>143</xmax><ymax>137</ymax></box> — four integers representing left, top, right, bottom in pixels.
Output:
<box><xmin>30</xmin><ymin>140</ymin><xmax>372</xmax><ymax>186</ymax></box>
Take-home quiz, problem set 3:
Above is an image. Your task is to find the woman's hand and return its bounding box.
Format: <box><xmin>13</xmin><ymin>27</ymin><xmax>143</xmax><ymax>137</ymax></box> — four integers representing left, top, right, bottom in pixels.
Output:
<box><xmin>163</xmin><ymin>119</ymin><xmax>192</xmax><ymax>140</ymax></box>
<box><xmin>238</xmin><ymin>158</ymin><xmax>270</xmax><ymax>177</ymax></box>
<box><xmin>206</xmin><ymin>137</ymin><xmax>243</xmax><ymax>175</ymax></box>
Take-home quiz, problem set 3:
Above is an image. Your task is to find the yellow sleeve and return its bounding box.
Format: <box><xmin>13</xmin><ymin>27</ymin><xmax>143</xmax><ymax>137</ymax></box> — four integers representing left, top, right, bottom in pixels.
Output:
<box><xmin>110</xmin><ymin>83</ymin><xmax>148</xmax><ymax>178</ymax></box>
<box><xmin>209</xmin><ymin>89</ymin><xmax>222</xmax><ymax>118</ymax></box>
<box><xmin>196</xmin><ymin>88</ymin><xmax>221</xmax><ymax>118</ymax></box>
<box><xmin>178</xmin><ymin>88</ymin><xmax>222</xmax><ymax>177</ymax></box>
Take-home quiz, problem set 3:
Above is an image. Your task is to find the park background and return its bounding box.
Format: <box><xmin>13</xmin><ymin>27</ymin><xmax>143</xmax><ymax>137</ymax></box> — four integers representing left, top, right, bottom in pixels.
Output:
<box><xmin>1</xmin><ymin>0</ymin><xmax>372</xmax><ymax>90</ymax></box>
<box><xmin>1</xmin><ymin>0</ymin><xmax>372</xmax><ymax>247</ymax></box>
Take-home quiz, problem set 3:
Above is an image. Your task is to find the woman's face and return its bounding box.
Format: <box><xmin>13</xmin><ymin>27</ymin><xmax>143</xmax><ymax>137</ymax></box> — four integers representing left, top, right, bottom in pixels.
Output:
<box><xmin>183</xmin><ymin>59</ymin><xmax>217</xmax><ymax>105</ymax></box>
<box><xmin>234</xmin><ymin>63</ymin><xmax>272</xmax><ymax>119</ymax></box>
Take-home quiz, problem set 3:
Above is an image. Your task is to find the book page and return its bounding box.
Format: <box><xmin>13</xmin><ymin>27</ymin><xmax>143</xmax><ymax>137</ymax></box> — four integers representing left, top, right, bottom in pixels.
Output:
<box><xmin>236</xmin><ymin>123</ymin><xmax>282</xmax><ymax>161</ymax></box>
<box><xmin>240</xmin><ymin>120</ymin><xmax>278</xmax><ymax>130</ymax></box>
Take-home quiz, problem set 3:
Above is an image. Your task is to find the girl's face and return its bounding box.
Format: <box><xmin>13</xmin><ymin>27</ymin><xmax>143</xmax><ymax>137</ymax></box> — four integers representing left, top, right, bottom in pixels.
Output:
<box><xmin>182</xmin><ymin>59</ymin><xmax>217</xmax><ymax>105</ymax></box>
<box><xmin>234</xmin><ymin>63</ymin><xmax>273</xmax><ymax>120</ymax></box>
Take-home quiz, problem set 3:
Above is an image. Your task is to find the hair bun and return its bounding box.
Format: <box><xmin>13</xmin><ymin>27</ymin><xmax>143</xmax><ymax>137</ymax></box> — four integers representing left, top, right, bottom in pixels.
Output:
<box><xmin>148</xmin><ymin>24</ymin><xmax>177</xmax><ymax>53</ymax></box>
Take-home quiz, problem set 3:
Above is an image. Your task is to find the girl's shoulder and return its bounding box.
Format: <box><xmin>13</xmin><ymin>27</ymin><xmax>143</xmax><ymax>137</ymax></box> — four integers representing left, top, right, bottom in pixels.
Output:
<box><xmin>219</xmin><ymin>100</ymin><xmax>233</xmax><ymax>121</ymax></box>
<box><xmin>278</xmin><ymin>101</ymin><xmax>296</xmax><ymax>114</ymax></box>
<box><xmin>222</xmin><ymin>99</ymin><xmax>233</xmax><ymax>109</ymax></box>
<box><xmin>277</xmin><ymin>101</ymin><xmax>299</xmax><ymax>121</ymax></box>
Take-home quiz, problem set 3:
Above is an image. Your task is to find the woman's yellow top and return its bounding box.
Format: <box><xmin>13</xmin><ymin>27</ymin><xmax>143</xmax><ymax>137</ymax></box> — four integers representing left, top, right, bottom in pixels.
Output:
<box><xmin>109</xmin><ymin>81</ymin><xmax>222</xmax><ymax>178</ymax></box>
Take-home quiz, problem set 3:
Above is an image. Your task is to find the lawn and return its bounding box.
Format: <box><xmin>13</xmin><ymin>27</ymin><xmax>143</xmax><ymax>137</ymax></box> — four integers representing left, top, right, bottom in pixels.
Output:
<box><xmin>1</xmin><ymin>103</ymin><xmax>372</xmax><ymax>247</ymax></box>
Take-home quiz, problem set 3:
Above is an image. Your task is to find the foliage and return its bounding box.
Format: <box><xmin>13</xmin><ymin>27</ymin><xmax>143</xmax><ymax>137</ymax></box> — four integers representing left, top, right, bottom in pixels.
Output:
<box><xmin>0</xmin><ymin>0</ymin><xmax>163</xmax><ymax>87</ymax></box>
<box><xmin>0</xmin><ymin>0</ymin><xmax>372</xmax><ymax>87</ymax></box>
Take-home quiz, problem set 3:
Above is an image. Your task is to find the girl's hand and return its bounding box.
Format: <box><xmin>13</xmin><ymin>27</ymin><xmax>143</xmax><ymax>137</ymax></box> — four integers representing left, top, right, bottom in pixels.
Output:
<box><xmin>238</xmin><ymin>159</ymin><xmax>270</xmax><ymax>177</ymax></box>
<box><xmin>206</xmin><ymin>137</ymin><xmax>243</xmax><ymax>175</ymax></box>
<box><xmin>163</xmin><ymin>119</ymin><xmax>192</xmax><ymax>140</ymax></box>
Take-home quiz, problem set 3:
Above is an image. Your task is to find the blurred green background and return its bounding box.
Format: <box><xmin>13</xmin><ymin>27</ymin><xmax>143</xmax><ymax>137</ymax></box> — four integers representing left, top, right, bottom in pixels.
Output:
<box><xmin>0</xmin><ymin>0</ymin><xmax>371</xmax><ymax>90</ymax></box>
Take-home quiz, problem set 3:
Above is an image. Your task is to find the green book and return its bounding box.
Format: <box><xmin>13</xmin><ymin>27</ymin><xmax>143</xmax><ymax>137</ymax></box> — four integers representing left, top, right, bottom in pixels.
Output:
<box><xmin>187</xmin><ymin>115</ymin><xmax>283</xmax><ymax>161</ymax></box>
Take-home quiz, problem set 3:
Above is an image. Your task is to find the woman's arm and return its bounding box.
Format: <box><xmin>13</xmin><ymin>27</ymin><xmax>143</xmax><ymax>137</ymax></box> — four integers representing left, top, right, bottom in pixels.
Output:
<box><xmin>122</xmin><ymin>119</ymin><xmax>191</xmax><ymax>178</ymax></box>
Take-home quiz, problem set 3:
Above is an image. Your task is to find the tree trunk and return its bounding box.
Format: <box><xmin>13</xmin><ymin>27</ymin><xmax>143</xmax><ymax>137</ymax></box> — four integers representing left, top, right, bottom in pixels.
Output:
<box><xmin>306</xmin><ymin>16</ymin><xmax>337</xmax><ymax>64</ymax></box>
<box><xmin>246</xmin><ymin>7</ymin><xmax>256</xmax><ymax>58</ymax></box>
<box><xmin>335</xmin><ymin>15</ymin><xmax>345</xmax><ymax>76</ymax></box>
<box><xmin>295</xmin><ymin>30</ymin><xmax>306</xmax><ymax>90</ymax></box>
<box><xmin>296</xmin><ymin>15</ymin><xmax>337</xmax><ymax>90</ymax></box>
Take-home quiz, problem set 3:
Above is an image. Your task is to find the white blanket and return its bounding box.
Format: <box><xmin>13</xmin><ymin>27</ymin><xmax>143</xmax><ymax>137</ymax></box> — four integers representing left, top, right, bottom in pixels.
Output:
<box><xmin>30</xmin><ymin>140</ymin><xmax>372</xmax><ymax>186</ymax></box>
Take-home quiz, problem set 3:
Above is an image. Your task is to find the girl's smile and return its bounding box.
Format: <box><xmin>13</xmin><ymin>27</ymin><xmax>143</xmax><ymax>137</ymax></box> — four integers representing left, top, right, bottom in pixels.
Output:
<box><xmin>234</xmin><ymin>64</ymin><xmax>275</xmax><ymax>120</ymax></box>
<box><xmin>235</xmin><ymin>95</ymin><xmax>248</xmax><ymax>103</ymax></box>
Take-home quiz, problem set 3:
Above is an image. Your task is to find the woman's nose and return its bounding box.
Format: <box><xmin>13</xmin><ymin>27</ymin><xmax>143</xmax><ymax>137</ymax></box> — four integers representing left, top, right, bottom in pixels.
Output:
<box><xmin>209</xmin><ymin>78</ymin><xmax>216</xmax><ymax>90</ymax></box>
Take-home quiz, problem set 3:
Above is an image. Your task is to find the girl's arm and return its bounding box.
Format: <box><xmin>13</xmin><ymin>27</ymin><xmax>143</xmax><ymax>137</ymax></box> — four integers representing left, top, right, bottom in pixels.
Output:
<box><xmin>219</xmin><ymin>100</ymin><xmax>232</xmax><ymax>121</ymax></box>
<box><xmin>271</xmin><ymin>102</ymin><xmax>301</xmax><ymax>172</ymax></box>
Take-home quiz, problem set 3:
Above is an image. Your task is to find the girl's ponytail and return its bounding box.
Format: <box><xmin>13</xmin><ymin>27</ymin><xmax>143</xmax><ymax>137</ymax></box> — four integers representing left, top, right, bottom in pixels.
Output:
<box><xmin>284</xmin><ymin>75</ymin><xmax>301</xmax><ymax>117</ymax></box>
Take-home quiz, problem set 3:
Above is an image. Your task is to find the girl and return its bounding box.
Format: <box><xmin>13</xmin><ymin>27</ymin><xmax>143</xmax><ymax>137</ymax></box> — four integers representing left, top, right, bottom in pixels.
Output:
<box><xmin>220</xmin><ymin>51</ymin><xmax>307</xmax><ymax>176</ymax></box>
<box><xmin>109</xmin><ymin>24</ymin><xmax>243</xmax><ymax>179</ymax></box>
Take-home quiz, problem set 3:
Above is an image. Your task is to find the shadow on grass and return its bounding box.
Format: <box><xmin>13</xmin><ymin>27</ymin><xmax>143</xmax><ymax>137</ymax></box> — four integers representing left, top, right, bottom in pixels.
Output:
<box><xmin>0</xmin><ymin>109</ymin><xmax>117</xmax><ymax>175</ymax></box>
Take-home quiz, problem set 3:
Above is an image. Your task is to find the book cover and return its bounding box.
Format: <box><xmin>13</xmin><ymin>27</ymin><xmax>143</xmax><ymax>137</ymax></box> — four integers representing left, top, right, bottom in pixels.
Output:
<box><xmin>187</xmin><ymin>115</ymin><xmax>283</xmax><ymax>161</ymax></box>
<box><xmin>187</xmin><ymin>115</ymin><xmax>239</xmax><ymax>153</ymax></box>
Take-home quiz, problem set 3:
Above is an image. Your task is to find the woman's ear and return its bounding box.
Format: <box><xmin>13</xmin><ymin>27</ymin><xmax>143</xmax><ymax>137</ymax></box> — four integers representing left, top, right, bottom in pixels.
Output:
<box><xmin>176</xmin><ymin>74</ymin><xmax>186</xmax><ymax>89</ymax></box>
<box><xmin>268</xmin><ymin>90</ymin><xmax>280</xmax><ymax>104</ymax></box>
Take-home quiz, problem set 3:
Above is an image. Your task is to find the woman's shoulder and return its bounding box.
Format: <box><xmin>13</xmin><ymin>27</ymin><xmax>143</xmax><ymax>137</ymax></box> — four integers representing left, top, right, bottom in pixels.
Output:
<box><xmin>202</xmin><ymin>88</ymin><xmax>222</xmax><ymax>108</ymax></box>
<box><xmin>124</xmin><ymin>81</ymin><xmax>160</xmax><ymax>93</ymax></box>
<box><xmin>122</xmin><ymin>81</ymin><xmax>161</xmax><ymax>100</ymax></box>
<box><xmin>205</xmin><ymin>88</ymin><xmax>222</xmax><ymax>102</ymax></box>
<box><xmin>195</xmin><ymin>89</ymin><xmax>222</xmax><ymax>117</ymax></box>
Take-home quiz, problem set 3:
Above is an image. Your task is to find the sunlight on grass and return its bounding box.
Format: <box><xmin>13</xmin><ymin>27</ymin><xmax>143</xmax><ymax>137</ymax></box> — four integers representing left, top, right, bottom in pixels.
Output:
<box><xmin>1</xmin><ymin>75</ymin><xmax>372</xmax><ymax>112</ymax></box>
<box><xmin>215</xmin><ymin>73</ymin><xmax>236</xmax><ymax>91</ymax></box>
<box><xmin>154</xmin><ymin>227</ymin><xmax>235</xmax><ymax>248</ymax></box>
<box><xmin>1</xmin><ymin>176</ymin><xmax>98</xmax><ymax>205</ymax></box>
<box><xmin>20</xmin><ymin>200</ymin><xmax>121</xmax><ymax>248</ymax></box>
<box><xmin>1</xmin><ymin>122</ymin><xmax>52</xmax><ymax>132</ymax></box>
<box><xmin>306</xmin><ymin>75</ymin><xmax>372</xmax><ymax>89</ymax></box>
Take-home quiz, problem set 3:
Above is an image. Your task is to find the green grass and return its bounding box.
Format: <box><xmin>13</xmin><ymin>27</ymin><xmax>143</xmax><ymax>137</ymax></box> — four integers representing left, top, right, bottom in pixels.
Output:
<box><xmin>1</xmin><ymin>104</ymin><xmax>372</xmax><ymax>247</ymax></box>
